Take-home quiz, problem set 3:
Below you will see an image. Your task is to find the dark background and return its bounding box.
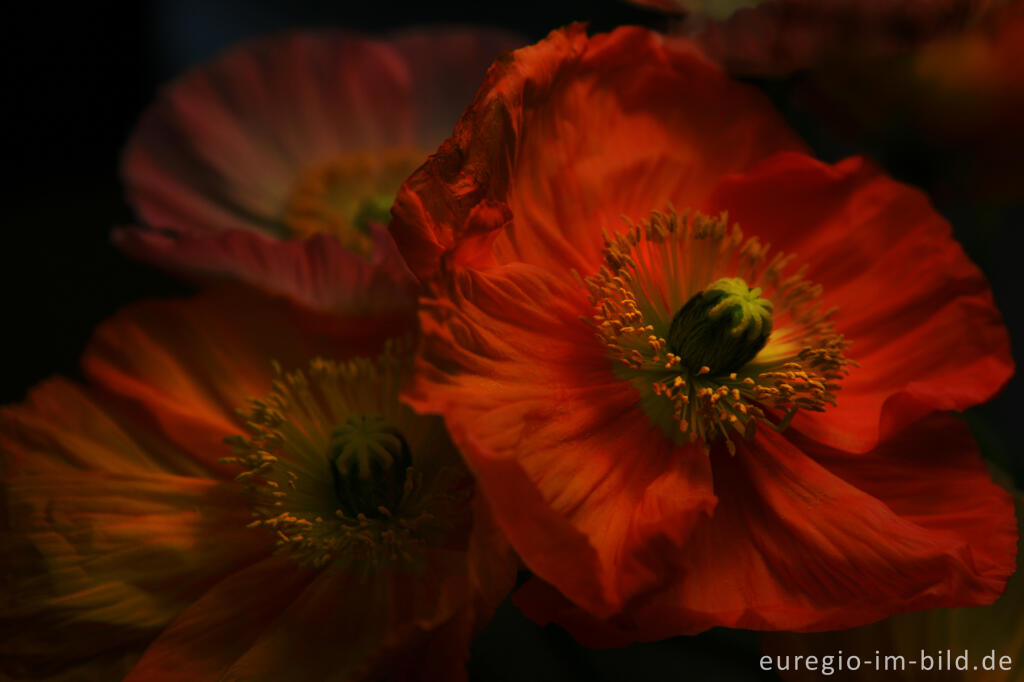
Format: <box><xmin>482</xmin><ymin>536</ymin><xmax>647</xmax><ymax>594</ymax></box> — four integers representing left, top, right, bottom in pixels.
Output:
<box><xmin>3</xmin><ymin>2</ymin><xmax>1020</xmax><ymax>680</ymax></box>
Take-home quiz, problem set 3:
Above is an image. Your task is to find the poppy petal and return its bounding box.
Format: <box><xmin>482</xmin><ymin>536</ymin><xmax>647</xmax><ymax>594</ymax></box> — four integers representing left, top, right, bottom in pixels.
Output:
<box><xmin>126</xmin><ymin>534</ymin><xmax>511</xmax><ymax>682</ymax></box>
<box><xmin>122</xmin><ymin>557</ymin><xmax>314</xmax><ymax>682</ymax></box>
<box><xmin>123</xmin><ymin>29</ymin><xmax>524</xmax><ymax>242</ymax></box>
<box><xmin>122</xmin><ymin>32</ymin><xmax>414</xmax><ymax>236</ymax></box>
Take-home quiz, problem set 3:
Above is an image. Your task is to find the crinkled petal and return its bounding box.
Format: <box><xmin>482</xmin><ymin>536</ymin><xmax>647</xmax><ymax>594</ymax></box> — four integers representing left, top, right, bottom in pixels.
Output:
<box><xmin>391</xmin><ymin>24</ymin><xmax>805</xmax><ymax>282</ymax></box>
<box><xmin>761</xmin><ymin>494</ymin><xmax>1023</xmax><ymax>682</ymax></box>
<box><xmin>706</xmin><ymin>152</ymin><xmax>1013</xmax><ymax>452</ymax></box>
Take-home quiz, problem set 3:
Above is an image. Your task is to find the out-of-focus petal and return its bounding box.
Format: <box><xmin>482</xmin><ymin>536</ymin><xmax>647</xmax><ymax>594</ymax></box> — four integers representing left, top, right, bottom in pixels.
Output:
<box><xmin>122</xmin><ymin>28</ymin><xmax>523</xmax><ymax>239</ymax></box>
<box><xmin>79</xmin><ymin>286</ymin><xmax>397</xmax><ymax>473</ymax></box>
<box><xmin>690</xmin><ymin>0</ymin><xmax>1002</xmax><ymax>76</ymax></box>
<box><xmin>112</xmin><ymin>224</ymin><xmax>419</xmax><ymax>319</ymax></box>
<box><xmin>127</xmin><ymin>514</ymin><xmax>515</xmax><ymax>682</ymax></box>
<box><xmin>122</xmin><ymin>32</ymin><xmax>413</xmax><ymax>236</ymax></box>
<box><xmin>1</xmin><ymin>380</ymin><xmax>265</xmax><ymax>673</ymax></box>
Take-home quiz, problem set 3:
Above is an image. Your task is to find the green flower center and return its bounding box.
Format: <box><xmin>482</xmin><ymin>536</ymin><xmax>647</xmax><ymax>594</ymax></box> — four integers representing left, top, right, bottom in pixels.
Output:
<box><xmin>668</xmin><ymin>277</ymin><xmax>773</xmax><ymax>374</ymax></box>
<box><xmin>329</xmin><ymin>415</ymin><xmax>412</xmax><ymax>519</ymax></box>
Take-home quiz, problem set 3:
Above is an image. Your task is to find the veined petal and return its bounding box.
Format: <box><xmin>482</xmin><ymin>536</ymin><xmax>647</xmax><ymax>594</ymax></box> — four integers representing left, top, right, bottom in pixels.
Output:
<box><xmin>122</xmin><ymin>32</ymin><xmax>413</xmax><ymax>236</ymax></box>
<box><xmin>761</xmin><ymin>493</ymin><xmax>1023</xmax><ymax>682</ymax></box>
<box><xmin>127</xmin><ymin>518</ymin><xmax>514</xmax><ymax>682</ymax></box>
<box><xmin>122</xmin><ymin>29</ymin><xmax>522</xmax><ymax>240</ymax></box>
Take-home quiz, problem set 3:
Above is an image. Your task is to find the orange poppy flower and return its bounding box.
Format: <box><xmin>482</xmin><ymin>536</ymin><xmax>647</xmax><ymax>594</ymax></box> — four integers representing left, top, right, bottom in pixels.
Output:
<box><xmin>1</xmin><ymin>287</ymin><xmax>516</xmax><ymax>680</ymax></box>
<box><xmin>116</xmin><ymin>28</ymin><xmax>521</xmax><ymax>316</ymax></box>
<box><xmin>390</xmin><ymin>25</ymin><xmax>1017</xmax><ymax>638</ymax></box>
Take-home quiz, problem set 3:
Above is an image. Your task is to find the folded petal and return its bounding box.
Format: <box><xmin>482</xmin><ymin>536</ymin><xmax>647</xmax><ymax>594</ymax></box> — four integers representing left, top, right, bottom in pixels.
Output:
<box><xmin>127</xmin><ymin>523</ymin><xmax>515</xmax><ymax>682</ymax></box>
<box><xmin>761</xmin><ymin>493</ymin><xmax>1023</xmax><ymax>682</ymax></box>
<box><xmin>122</xmin><ymin>557</ymin><xmax>315</xmax><ymax>682</ymax></box>
<box><xmin>521</xmin><ymin>413</ymin><xmax>1015</xmax><ymax>640</ymax></box>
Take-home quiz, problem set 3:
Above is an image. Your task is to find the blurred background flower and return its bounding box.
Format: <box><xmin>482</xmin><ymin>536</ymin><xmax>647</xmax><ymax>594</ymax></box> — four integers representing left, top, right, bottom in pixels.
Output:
<box><xmin>1</xmin><ymin>285</ymin><xmax>516</xmax><ymax>680</ymax></box>
<box><xmin>626</xmin><ymin>0</ymin><xmax>1008</xmax><ymax>76</ymax></box>
<box><xmin>116</xmin><ymin>28</ymin><xmax>520</xmax><ymax>318</ymax></box>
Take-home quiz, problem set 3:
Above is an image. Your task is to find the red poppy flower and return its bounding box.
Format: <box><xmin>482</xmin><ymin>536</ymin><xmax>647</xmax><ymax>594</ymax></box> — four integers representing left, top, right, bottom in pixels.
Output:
<box><xmin>390</xmin><ymin>25</ymin><xmax>1017</xmax><ymax>638</ymax></box>
<box><xmin>1</xmin><ymin>287</ymin><xmax>516</xmax><ymax>680</ymax></box>
<box><xmin>116</xmin><ymin>28</ymin><xmax>521</xmax><ymax>316</ymax></box>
